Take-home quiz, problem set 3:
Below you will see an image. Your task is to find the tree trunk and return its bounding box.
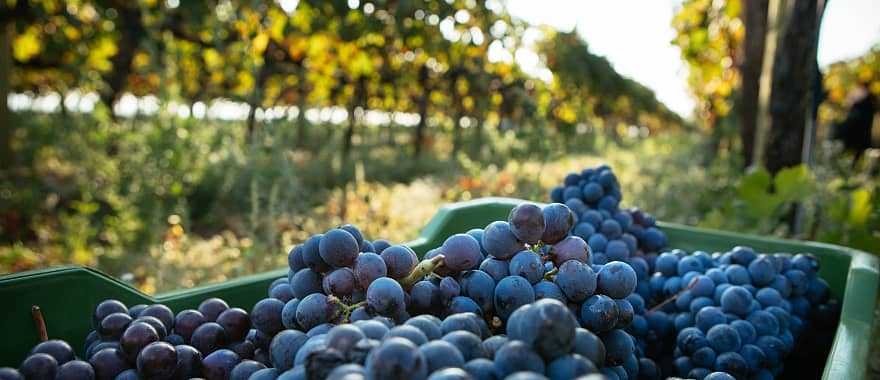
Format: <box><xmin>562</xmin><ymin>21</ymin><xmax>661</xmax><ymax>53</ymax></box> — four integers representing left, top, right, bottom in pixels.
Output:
<box><xmin>413</xmin><ymin>65</ymin><xmax>429</xmax><ymax>157</ymax></box>
<box><xmin>0</xmin><ymin>22</ymin><xmax>12</xmax><ymax>166</ymax></box>
<box><xmin>295</xmin><ymin>100</ymin><xmax>307</xmax><ymax>147</ymax></box>
<box><xmin>764</xmin><ymin>0</ymin><xmax>821</xmax><ymax>174</ymax></box>
<box><xmin>101</xmin><ymin>1</ymin><xmax>144</xmax><ymax>118</ymax></box>
<box><xmin>739</xmin><ymin>0</ymin><xmax>769</xmax><ymax>168</ymax></box>
<box><xmin>246</xmin><ymin>64</ymin><xmax>271</xmax><ymax>142</ymax></box>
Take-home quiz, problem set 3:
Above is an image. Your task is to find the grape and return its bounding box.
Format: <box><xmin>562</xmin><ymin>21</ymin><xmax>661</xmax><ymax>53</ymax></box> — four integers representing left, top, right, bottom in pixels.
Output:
<box><xmin>714</xmin><ymin>352</ymin><xmax>748</xmax><ymax>378</ymax></box>
<box><xmin>231</xmin><ymin>340</ymin><xmax>256</xmax><ymax>361</ymax></box>
<box><xmin>380</xmin><ymin>245</ymin><xmax>418</xmax><ymax>280</ymax></box>
<box><xmin>439</xmin><ymin>277</ymin><xmax>461</xmax><ymax>303</ymax></box>
<box><xmin>270</xmin><ymin>284</ymin><xmax>295</xmax><ymax>303</ymax></box>
<box><xmin>372</xmin><ymin>240</ymin><xmax>392</xmax><ymax>254</ymax></box>
<box><xmin>248</xmin><ymin>368</ymin><xmax>279</xmax><ymax>380</ymax></box>
<box><xmin>573</xmin><ymin>223</ymin><xmax>596</xmax><ymax>240</ymax></box>
<box><xmin>596</xmin><ymin>261</ymin><xmax>636</xmax><ymax>299</ymax></box>
<box><xmin>459</xmin><ymin>270</ymin><xmax>495</xmax><ymax>313</ymax></box>
<box><xmin>654</xmin><ymin>253</ymin><xmax>679</xmax><ymax>277</ymax></box>
<box><xmin>98</xmin><ymin>313</ymin><xmax>133</xmax><ymax>341</ymax></box>
<box><xmin>366</xmin><ymin>277</ymin><xmax>405</xmax><ymax>317</ymax></box>
<box><xmin>425</xmin><ymin>367</ymin><xmax>471</xmax><ymax>380</ymax></box>
<box><xmin>600</xmin><ymin>329</ymin><xmax>634</xmax><ymax>366</ymax></box>
<box><xmin>251</xmin><ymin>298</ymin><xmax>285</xmax><ymax>336</ymax></box>
<box><xmin>174</xmin><ymin>309</ymin><xmax>206</xmax><ymax>343</ymax></box>
<box><xmin>570</xmin><ymin>328</ymin><xmax>605</xmax><ymax>368</ymax></box>
<box><xmin>441</xmin><ymin>234</ymin><xmax>483</xmax><ymax>273</ymax></box>
<box><xmin>492</xmin><ymin>341</ymin><xmax>545</xmax><ymax>378</ymax></box>
<box><xmin>296</xmin><ymin>294</ymin><xmax>339</xmax><ymax>331</ymax></box>
<box><xmin>690</xmin><ymin>346</ymin><xmax>716</xmax><ymax>368</ymax></box>
<box><xmin>466</xmin><ymin>229</ymin><xmax>489</xmax><ymax>256</ymax></box>
<box><xmin>549</xmin><ymin>236</ymin><xmax>590</xmax><ymax>266</ymax></box>
<box><xmin>481</xmin><ymin>221</ymin><xmax>524</xmax><ymax>260</ymax></box>
<box><xmin>533</xmin><ymin>280</ymin><xmax>566</xmax><ymax>303</ymax></box>
<box><xmin>386</xmin><ymin>325</ymin><xmax>429</xmax><ymax>346</ymax></box>
<box><xmin>705</xmin><ymin>372</ymin><xmax>736</xmax><ymax>380</ymax></box>
<box><xmin>304</xmin><ymin>346</ymin><xmax>346</xmax><ymax>380</ymax></box>
<box><xmin>326</xmin><ymin>364</ymin><xmax>365</xmax><ymax>380</ymax></box>
<box><xmin>30</xmin><ymin>340</ymin><xmax>74</xmax><ymax>365</ymax></box>
<box><xmin>720</xmin><ymin>286</ymin><xmax>753</xmax><ymax>317</ymax></box>
<box><xmin>231</xmin><ymin>360</ymin><xmax>267</xmax><ymax>380</ymax></box>
<box><xmin>140</xmin><ymin>304</ymin><xmax>174</xmax><ymax>332</ymax></box>
<box><xmin>556</xmin><ymin>260</ymin><xmax>597</xmax><ymax>303</ymax></box>
<box><xmin>580</xmin><ymin>295</ymin><xmax>619</xmax><ymax>333</ymax></box>
<box><xmin>339</xmin><ymin>224</ymin><xmax>365</xmax><ymax>250</ymax></box>
<box><xmin>509</xmin><ymin>250</ymin><xmax>544</xmax><ymax>285</ymax></box>
<box><xmin>281</xmin><ymin>299</ymin><xmax>301</xmax><ymax>330</ymax></box>
<box><xmin>511</xmin><ymin>299</ymin><xmax>578</xmax><ymax>360</ymax></box>
<box><xmin>88</xmin><ymin>349</ymin><xmax>129</xmax><ymax>380</ymax></box>
<box><xmin>93</xmin><ymin>300</ymin><xmax>128</xmax><ymax>329</ymax></box>
<box><xmin>323</xmin><ymin>268</ymin><xmax>357</xmax><ymax>297</ymax></box>
<box><xmin>695</xmin><ymin>306</ymin><xmax>726</xmax><ymax>332</ymax></box>
<box><xmin>613</xmin><ymin>300</ymin><xmax>633</xmax><ymax>328</ymax></box>
<box><xmin>54</xmin><ymin>360</ymin><xmax>93</xmax><ymax>380</ymax></box>
<box><xmin>217</xmin><ymin>308</ymin><xmax>251</xmax><ymax>342</ymax></box>
<box><xmin>462</xmin><ymin>359</ymin><xmax>494</xmax><ymax>380</ymax></box>
<box><xmin>748</xmin><ymin>255</ymin><xmax>777</xmax><ymax>286</ymax></box>
<box><xmin>418</xmin><ymin>341</ymin><xmax>466</xmax><ymax>373</ymax></box>
<box><xmin>364</xmin><ymin>337</ymin><xmax>427</xmax><ymax>380</ymax></box>
<box><xmin>441</xmin><ymin>313</ymin><xmax>481</xmax><ymax>336</ymax></box>
<box><xmin>478</xmin><ymin>257</ymin><xmax>509</xmax><ymax>282</ymax></box>
<box><xmin>541</xmin><ymin>203</ymin><xmax>574</xmax><ymax>244</ymax></box>
<box><xmin>756</xmin><ymin>287</ymin><xmax>783</xmax><ymax>308</ymax></box>
<box><xmin>19</xmin><ymin>353</ymin><xmax>58</xmax><ymax>380</ymax></box>
<box><xmin>724</xmin><ymin>265</ymin><xmax>751</xmax><ymax>285</ymax></box>
<box><xmin>508</xmin><ymin>203</ymin><xmax>545</xmax><ymax>245</ymax></box>
<box><xmin>326</xmin><ymin>324</ymin><xmax>365</xmax><ymax>355</ymax></box>
<box><xmin>293</xmin><ymin>336</ymin><xmax>327</xmax><ymax>367</ymax></box>
<box><xmin>203</xmin><ymin>349</ymin><xmax>240</xmax><ymax>380</ymax></box>
<box><xmin>547</xmin><ymin>354</ymin><xmax>598</xmax><ymax>380</ymax></box>
<box><xmin>320</xmin><ymin>228</ymin><xmax>360</xmax><ymax>268</ymax></box>
<box><xmin>120</xmin><ymin>322</ymin><xmax>160</xmax><ymax>362</ymax></box>
<box><xmin>270</xmin><ymin>330</ymin><xmax>308</xmax><ymax>371</ymax></box>
<box><xmin>288</xmin><ymin>245</ymin><xmax>306</xmax><ymax>273</ymax></box>
<box><xmin>410</xmin><ymin>280</ymin><xmax>439</xmax><ymax>311</ymax></box>
<box><xmin>136</xmin><ymin>342</ymin><xmax>177</xmax><ymax>380</ymax></box>
<box><xmin>493</xmin><ymin>276</ymin><xmax>535</xmax><ymax>320</ymax></box>
<box><xmin>353</xmin><ymin>320</ymin><xmax>388</xmax><ymax>340</ymax></box>
<box><xmin>747</xmin><ymin>310</ymin><xmax>780</xmax><ymax>336</ymax></box>
<box><xmin>353</xmin><ymin>252</ymin><xmax>387</xmax><ymax>290</ymax></box>
<box><xmin>441</xmin><ymin>331</ymin><xmax>486</xmax><ymax>361</ymax></box>
<box><xmin>405</xmin><ymin>316</ymin><xmax>442</xmax><ymax>341</ymax></box>
<box><xmin>706</xmin><ymin>324</ymin><xmax>741</xmax><ymax>353</ymax></box>
<box><xmin>586</xmin><ymin>235</ymin><xmax>607</xmax><ymax>256</ymax></box>
<box><xmin>449</xmin><ymin>296</ymin><xmax>482</xmax><ymax>315</ymax></box>
<box><xmin>739</xmin><ymin>343</ymin><xmax>766</xmax><ymax>372</ymax></box>
<box><xmin>290</xmin><ymin>268</ymin><xmax>323</xmax><ymax>300</ymax></box>
<box><xmin>478</xmin><ymin>336</ymin><xmax>508</xmax><ymax>361</ymax></box>
<box><xmin>199</xmin><ymin>298</ymin><xmax>230</xmax><ymax>322</ymax></box>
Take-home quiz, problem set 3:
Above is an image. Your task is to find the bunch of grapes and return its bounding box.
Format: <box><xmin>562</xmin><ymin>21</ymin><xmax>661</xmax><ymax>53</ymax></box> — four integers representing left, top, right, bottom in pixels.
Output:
<box><xmin>3</xmin><ymin>297</ymin><xmax>265</xmax><ymax>380</ymax></box>
<box><xmin>549</xmin><ymin>165</ymin><xmax>668</xmax><ymax>264</ymax></box>
<box><xmin>630</xmin><ymin>247</ymin><xmax>839</xmax><ymax>379</ymax></box>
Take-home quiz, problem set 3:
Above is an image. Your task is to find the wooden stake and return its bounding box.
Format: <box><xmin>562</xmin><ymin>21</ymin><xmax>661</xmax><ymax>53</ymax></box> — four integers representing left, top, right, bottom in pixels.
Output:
<box><xmin>32</xmin><ymin>305</ymin><xmax>48</xmax><ymax>342</ymax></box>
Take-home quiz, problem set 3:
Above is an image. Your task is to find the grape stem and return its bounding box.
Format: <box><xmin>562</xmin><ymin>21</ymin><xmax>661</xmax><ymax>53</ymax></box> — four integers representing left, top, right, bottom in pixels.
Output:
<box><xmin>400</xmin><ymin>255</ymin><xmax>446</xmax><ymax>288</ymax></box>
<box><xmin>32</xmin><ymin>305</ymin><xmax>48</xmax><ymax>342</ymax></box>
<box><xmin>647</xmin><ymin>278</ymin><xmax>698</xmax><ymax>313</ymax></box>
<box><xmin>543</xmin><ymin>267</ymin><xmax>559</xmax><ymax>280</ymax></box>
<box><xmin>530</xmin><ymin>241</ymin><xmax>545</xmax><ymax>254</ymax></box>
<box><xmin>331</xmin><ymin>297</ymin><xmax>367</xmax><ymax>323</ymax></box>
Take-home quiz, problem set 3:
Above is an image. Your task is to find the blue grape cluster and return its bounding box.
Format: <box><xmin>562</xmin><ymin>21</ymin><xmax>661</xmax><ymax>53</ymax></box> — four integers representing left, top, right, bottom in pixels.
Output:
<box><xmin>630</xmin><ymin>247</ymin><xmax>840</xmax><ymax>379</ymax></box>
<box><xmin>2</xmin><ymin>195</ymin><xmax>841</xmax><ymax>380</ymax></box>
<box><xmin>549</xmin><ymin>165</ymin><xmax>668</xmax><ymax>264</ymax></box>
<box><xmin>4</xmin><ymin>297</ymin><xmax>271</xmax><ymax>380</ymax></box>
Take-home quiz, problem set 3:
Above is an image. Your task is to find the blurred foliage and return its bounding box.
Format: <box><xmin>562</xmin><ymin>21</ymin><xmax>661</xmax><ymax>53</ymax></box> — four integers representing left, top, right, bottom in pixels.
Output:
<box><xmin>1</xmin><ymin>0</ymin><xmax>878</xmax><ymax>294</ymax></box>
<box><xmin>819</xmin><ymin>45</ymin><xmax>880</xmax><ymax>127</ymax></box>
<box><xmin>672</xmin><ymin>0</ymin><xmax>743</xmax><ymax>126</ymax></box>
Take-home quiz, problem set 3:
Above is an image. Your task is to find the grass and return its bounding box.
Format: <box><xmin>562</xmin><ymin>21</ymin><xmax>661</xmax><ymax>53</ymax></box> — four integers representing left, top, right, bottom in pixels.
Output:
<box><xmin>1</xmin><ymin>111</ymin><xmax>877</xmax><ymax>295</ymax></box>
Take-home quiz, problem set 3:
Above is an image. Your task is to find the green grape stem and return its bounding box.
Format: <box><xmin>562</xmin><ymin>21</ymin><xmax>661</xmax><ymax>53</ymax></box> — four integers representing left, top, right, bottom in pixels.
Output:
<box><xmin>400</xmin><ymin>254</ymin><xmax>446</xmax><ymax>288</ymax></box>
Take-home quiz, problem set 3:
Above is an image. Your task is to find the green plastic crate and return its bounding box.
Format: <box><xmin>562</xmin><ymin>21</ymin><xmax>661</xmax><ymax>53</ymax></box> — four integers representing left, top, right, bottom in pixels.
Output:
<box><xmin>1</xmin><ymin>197</ymin><xmax>876</xmax><ymax>379</ymax></box>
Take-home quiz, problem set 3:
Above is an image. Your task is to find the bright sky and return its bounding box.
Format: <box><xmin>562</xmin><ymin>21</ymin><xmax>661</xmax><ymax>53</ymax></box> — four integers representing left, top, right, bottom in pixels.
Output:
<box><xmin>505</xmin><ymin>0</ymin><xmax>880</xmax><ymax>119</ymax></box>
